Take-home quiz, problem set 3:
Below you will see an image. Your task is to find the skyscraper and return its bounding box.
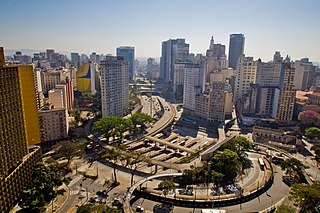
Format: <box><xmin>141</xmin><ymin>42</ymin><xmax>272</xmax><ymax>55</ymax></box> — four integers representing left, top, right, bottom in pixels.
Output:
<box><xmin>0</xmin><ymin>48</ymin><xmax>41</xmax><ymax>212</ymax></box>
<box><xmin>228</xmin><ymin>34</ymin><xmax>245</xmax><ymax>70</ymax></box>
<box><xmin>100</xmin><ymin>56</ymin><xmax>129</xmax><ymax>117</ymax></box>
<box><xmin>274</xmin><ymin>63</ymin><xmax>296</xmax><ymax>123</ymax></box>
<box><xmin>71</xmin><ymin>52</ymin><xmax>80</xmax><ymax>69</ymax></box>
<box><xmin>160</xmin><ymin>39</ymin><xmax>190</xmax><ymax>83</ymax></box>
<box><xmin>234</xmin><ymin>54</ymin><xmax>257</xmax><ymax>102</ymax></box>
<box><xmin>116</xmin><ymin>46</ymin><xmax>135</xmax><ymax>80</ymax></box>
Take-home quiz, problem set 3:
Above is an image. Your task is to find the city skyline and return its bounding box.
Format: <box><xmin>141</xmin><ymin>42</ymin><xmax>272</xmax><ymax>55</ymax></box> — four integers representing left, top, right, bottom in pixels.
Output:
<box><xmin>1</xmin><ymin>0</ymin><xmax>320</xmax><ymax>62</ymax></box>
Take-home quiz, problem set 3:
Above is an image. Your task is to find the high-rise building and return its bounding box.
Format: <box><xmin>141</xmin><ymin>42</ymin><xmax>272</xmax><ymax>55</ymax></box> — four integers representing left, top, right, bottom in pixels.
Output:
<box><xmin>116</xmin><ymin>46</ymin><xmax>135</xmax><ymax>80</ymax></box>
<box><xmin>293</xmin><ymin>58</ymin><xmax>316</xmax><ymax>90</ymax></box>
<box><xmin>65</xmin><ymin>77</ymin><xmax>74</xmax><ymax>112</ymax></box>
<box><xmin>76</xmin><ymin>62</ymin><xmax>96</xmax><ymax>95</ymax></box>
<box><xmin>274</xmin><ymin>63</ymin><xmax>296</xmax><ymax>123</ymax></box>
<box><xmin>48</xmin><ymin>84</ymin><xmax>67</xmax><ymax>109</ymax></box>
<box><xmin>46</xmin><ymin>49</ymin><xmax>55</xmax><ymax>62</ymax></box>
<box><xmin>228</xmin><ymin>33</ymin><xmax>245</xmax><ymax>70</ymax></box>
<box><xmin>0</xmin><ymin>48</ymin><xmax>41</xmax><ymax>212</ymax></box>
<box><xmin>183</xmin><ymin>63</ymin><xmax>205</xmax><ymax>111</ymax></box>
<box><xmin>38</xmin><ymin>107</ymin><xmax>68</xmax><ymax>142</ymax></box>
<box><xmin>206</xmin><ymin>36</ymin><xmax>228</xmax><ymax>78</ymax></box>
<box><xmin>71</xmin><ymin>52</ymin><xmax>80</xmax><ymax>69</ymax></box>
<box><xmin>160</xmin><ymin>39</ymin><xmax>190</xmax><ymax>83</ymax></box>
<box><xmin>256</xmin><ymin>60</ymin><xmax>282</xmax><ymax>86</ymax></box>
<box><xmin>100</xmin><ymin>56</ymin><xmax>129</xmax><ymax>117</ymax></box>
<box><xmin>234</xmin><ymin>55</ymin><xmax>257</xmax><ymax>102</ymax></box>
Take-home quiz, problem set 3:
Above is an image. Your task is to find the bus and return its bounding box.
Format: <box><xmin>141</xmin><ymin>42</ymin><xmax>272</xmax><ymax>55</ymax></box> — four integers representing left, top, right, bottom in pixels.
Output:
<box><xmin>258</xmin><ymin>158</ymin><xmax>265</xmax><ymax>170</ymax></box>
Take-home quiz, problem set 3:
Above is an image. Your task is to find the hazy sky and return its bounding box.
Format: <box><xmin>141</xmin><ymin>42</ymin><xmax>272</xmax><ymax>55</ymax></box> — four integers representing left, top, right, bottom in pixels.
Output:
<box><xmin>1</xmin><ymin>0</ymin><xmax>320</xmax><ymax>62</ymax></box>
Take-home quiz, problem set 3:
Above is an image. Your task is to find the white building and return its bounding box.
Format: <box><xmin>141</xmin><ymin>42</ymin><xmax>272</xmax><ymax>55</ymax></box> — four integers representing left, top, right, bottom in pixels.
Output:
<box><xmin>183</xmin><ymin>63</ymin><xmax>205</xmax><ymax>111</ymax></box>
<box><xmin>234</xmin><ymin>55</ymin><xmax>257</xmax><ymax>102</ymax></box>
<box><xmin>100</xmin><ymin>56</ymin><xmax>129</xmax><ymax>117</ymax></box>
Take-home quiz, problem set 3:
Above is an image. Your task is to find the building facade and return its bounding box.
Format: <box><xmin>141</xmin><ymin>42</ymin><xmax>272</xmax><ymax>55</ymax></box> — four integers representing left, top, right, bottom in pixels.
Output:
<box><xmin>228</xmin><ymin>33</ymin><xmax>245</xmax><ymax>70</ymax></box>
<box><xmin>76</xmin><ymin>62</ymin><xmax>96</xmax><ymax>95</ymax></box>
<box><xmin>234</xmin><ymin>55</ymin><xmax>257</xmax><ymax>102</ymax></box>
<box><xmin>0</xmin><ymin>49</ymin><xmax>41</xmax><ymax>212</ymax></box>
<box><xmin>116</xmin><ymin>46</ymin><xmax>135</xmax><ymax>80</ymax></box>
<box><xmin>38</xmin><ymin>108</ymin><xmax>69</xmax><ymax>142</ymax></box>
<box><xmin>100</xmin><ymin>56</ymin><xmax>129</xmax><ymax>117</ymax></box>
<box><xmin>160</xmin><ymin>38</ymin><xmax>190</xmax><ymax>83</ymax></box>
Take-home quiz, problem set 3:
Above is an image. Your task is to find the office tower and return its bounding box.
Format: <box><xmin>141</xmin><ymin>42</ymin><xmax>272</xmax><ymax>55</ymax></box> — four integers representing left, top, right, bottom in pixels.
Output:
<box><xmin>100</xmin><ymin>56</ymin><xmax>129</xmax><ymax>117</ymax></box>
<box><xmin>46</xmin><ymin>49</ymin><xmax>55</xmax><ymax>61</ymax></box>
<box><xmin>206</xmin><ymin>36</ymin><xmax>228</xmax><ymax>78</ymax></box>
<box><xmin>234</xmin><ymin>55</ymin><xmax>257</xmax><ymax>102</ymax></box>
<box><xmin>76</xmin><ymin>62</ymin><xmax>96</xmax><ymax>95</ymax></box>
<box><xmin>116</xmin><ymin>46</ymin><xmax>135</xmax><ymax>80</ymax></box>
<box><xmin>160</xmin><ymin>38</ymin><xmax>190</xmax><ymax>83</ymax></box>
<box><xmin>256</xmin><ymin>60</ymin><xmax>282</xmax><ymax>86</ymax></box>
<box><xmin>71</xmin><ymin>52</ymin><xmax>80</xmax><ymax>69</ymax></box>
<box><xmin>195</xmin><ymin>82</ymin><xmax>233</xmax><ymax>122</ymax></box>
<box><xmin>48</xmin><ymin>84</ymin><xmax>67</xmax><ymax>109</ymax></box>
<box><xmin>65</xmin><ymin>77</ymin><xmax>74</xmax><ymax>112</ymax></box>
<box><xmin>274</xmin><ymin>63</ymin><xmax>296</xmax><ymax>123</ymax></box>
<box><xmin>293</xmin><ymin>58</ymin><xmax>316</xmax><ymax>90</ymax></box>
<box><xmin>0</xmin><ymin>48</ymin><xmax>41</xmax><ymax>212</ymax></box>
<box><xmin>183</xmin><ymin>63</ymin><xmax>205</xmax><ymax>111</ymax></box>
<box><xmin>273</xmin><ymin>51</ymin><xmax>283</xmax><ymax>63</ymax></box>
<box><xmin>228</xmin><ymin>33</ymin><xmax>245</xmax><ymax>70</ymax></box>
<box><xmin>38</xmin><ymin>107</ymin><xmax>68</xmax><ymax>142</ymax></box>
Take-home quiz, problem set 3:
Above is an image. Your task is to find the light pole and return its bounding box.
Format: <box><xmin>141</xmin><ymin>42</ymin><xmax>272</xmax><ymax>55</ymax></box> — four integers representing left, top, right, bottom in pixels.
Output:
<box><xmin>207</xmin><ymin>162</ymin><xmax>211</xmax><ymax>196</ymax></box>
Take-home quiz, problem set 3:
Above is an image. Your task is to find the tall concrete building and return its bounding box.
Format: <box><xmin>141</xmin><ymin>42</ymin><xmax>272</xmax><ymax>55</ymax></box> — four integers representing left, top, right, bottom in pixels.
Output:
<box><xmin>274</xmin><ymin>63</ymin><xmax>296</xmax><ymax>123</ymax></box>
<box><xmin>100</xmin><ymin>56</ymin><xmax>129</xmax><ymax>117</ymax></box>
<box><xmin>293</xmin><ymin>58</ymin><xmax>316</xmax><ymax>90</ymax></box>
<box><xmin>256</xmin><ymin>60</ymin><xmax>282</xmax><ymax>86</ymax></box>
<box><xmin>183</xmin><ymin>63</ymin><xmax>205</xmax><ymax>111</ymax></box>
<box><xmin>76</xmin><ymin>62</ymin><xmax>97</xmax><ymax>95</ymax></box>
<box><xmin>234</xmin><ymin>55</ymin><xmax>257</xmax><ymax>102</ymax></box>
<box><xmin>160</xmin><ymin>38</ymin><xmax>190</xmax><ymax>83</ymax></box>
<box><xmin>38</xmin><ymin>107</ymin><xmax>68</xmax><ymax>142</ymax></box>
<box><xmin>116</xmin><ymin>46</ymin><xmax>135</xmax><ymax>80</ymax></box>
<box><xmin>206</xmin><ymin>36</ymin><xmax>228</xmax><ymax>77</ymax></box>
<box><xmin>0</xmin><ymin>48</ymin><xmax>41</xmax><ymax>212</ymax></box>
<box><xmin>228</xmin><ymin>34</ymin><xmax>245</xmax><ymax>70</ymax></box>
<box><xmin>71</xmin><ymin>52</ymin><xmax>80</xmax><ymax>69</ymax></box>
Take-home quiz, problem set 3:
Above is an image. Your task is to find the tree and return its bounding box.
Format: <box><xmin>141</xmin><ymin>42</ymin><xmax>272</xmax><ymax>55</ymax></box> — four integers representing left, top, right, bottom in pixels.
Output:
<box><xmin>298</xmin><ymin>110</ymin><xmax>320</xmax><ymax>127</ymax></box>
<box><xmin>71</xmin><ymin>109</ymin><xmax>81</xmax><ymax>124</ymax></box>
<box><xmin>210</xmin><ymin>170</ymin><xmax>224</xmax><ymax>189</ymax></box>
<box><xmin>131</xmin><ymin>112</ymin><xmax>153</xmax><ymax>134</ymax></box>
<box><xmin>123</xmin><ymin>151</ymin><xmax>148</xmax><ymax>186</ymax></box>
<box><xmin>103</xmin><ymin>147</ymin><xmax>123</xmax><ymax>184</ymax></box>
<box><xmin>212</xmin><ymin>149</ymin><xmax>241</xmax><ymax>181</ymax></box>
<box><xmin>280</xmin><ymin>158</ymin><xmax>307</xmax><ymax>182</ymax></box>
<box><xmin>113</xmin><ymin>117</ymin><xmax>133</xmax><ymax>140</ymax></box>
<box><xmin>220</xmin><ymin>136</ymin><xmax>252</xmax><ymax>166</ymax></box>
<box><xmin>19</xmin><ymin>163</ymin><xmax>62</xmax><ymax>210</ymax></box>
<box><xmin>53</xmin><ymin>141</ymin><xmax>83</xmax><ymax>165</ymax></box>
<box><xmin>289</xmin><ymin>181</ymin><xmax>320</xmax><ymax>212</ymax></box>
<box><xmin>93</xmin><ymin>116</ymin><xmax>117</xmax><ymax>143</ymax></box>
<box><xmin>311</xmin><ymin>144</ymin><xmax>320</xmax><ymax>163</ymax></box>
<box><xmin>158</xmin><ymin>180</ymin><xmax>175</xmax><ymax>197</ymax></box>
<box><xmin>276</xmin><ymin>204</ymin><xmax>296</xmax><ymax>213</ymax></box>
<box><xmin>305</xmin><ymin>127</ymin><xmax>320</xmax><ymax>139</ymax></box>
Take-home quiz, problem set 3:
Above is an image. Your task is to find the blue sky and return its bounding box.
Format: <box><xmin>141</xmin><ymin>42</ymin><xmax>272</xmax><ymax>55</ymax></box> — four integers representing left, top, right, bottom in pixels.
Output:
<box><xmin>1</xmin><ymin>0</ymin><xmax>320</xmax><ymax>62</ymax></box>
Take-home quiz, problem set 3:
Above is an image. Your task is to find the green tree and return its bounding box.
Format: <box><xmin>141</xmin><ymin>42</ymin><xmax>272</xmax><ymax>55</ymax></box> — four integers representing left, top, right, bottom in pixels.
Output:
<box><xmin>77</xmin><ymin>204</ymin><xmax>92</xmax><ymax>213</ymax></box>
<box><xmin>103</xmin><ymin>147</ymin><xmax>123</xmax><ymax>184</ymax></box>
<box><xmin>123</xmin><ymin>151</ymin><xmax>148</xmax><ymax>186</ymax></box>
<box><xmin>280</xmin><ymin>158</ymin><xmax>307</xmax><ymax>182</ymax></box>
<box><xmin>93</xmin><ymin>116</ymin><xmax>117</xmax><ymax>143</ymax></box>
<box><xmin>113</xmin><ymin>117</ymin><xmax>133</xmax><ymax>140</ymax></box>
<box><xmin>158</xmin><ymin>180</ymin><xmax>175</xmax><ymax>197</ymax></box>
<box><xmin>305</xmin><ymin>127</ymin><xmax>320</xmax><ymax>138</ymax></box>
<box><xmin>289</xmin><ymin>181</ymin><xmax>320</xmax><ymax>212</ymax></box>
<box><xmin>311</xmin><ymin>144</ymin><xmax>320</xmax><ymax>163</ymax></box>
<box><xmin>212</xmin><ymin>149</ymin><xmax>241</xmax><ymax>181</ymax></box>
<box><xmin>131</xmin><ymin>112</ymin><xmax>153</xmax><ymax>134</ymax></box>
<box><xmin>53</xmin><ymin>141</ymin><xmax>83</xmax><ymax>165</ymax></box>
<box><xmin>210</xmin><ymin>170</ymin><xmax>224</xmax><ymax>189</ymax></box>
<box><xmin>71</xmin><ymin>109</ymin><xmax>82</xmax><ymax>124</ymax></box>
<box><xmin>276</xmin><ymin>204</ymin><xmax>296</xmax><ymax>213</ymax></box>
<box><xmin>19</xmin><ymin>163</ymin><xmax>62</xmax><ymax>210</ymax></box>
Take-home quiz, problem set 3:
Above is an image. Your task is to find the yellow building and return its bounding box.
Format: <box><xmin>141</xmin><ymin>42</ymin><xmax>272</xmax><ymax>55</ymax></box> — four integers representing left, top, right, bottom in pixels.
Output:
<box><xmin>0</xmin><ymin>48</ymin><xmax>41</xmax><ymax>212</ymax></box>
<box><xmin>76</xmin><ymin>63</ymin><xmax>96</xmax><ymax>94</ymax></box>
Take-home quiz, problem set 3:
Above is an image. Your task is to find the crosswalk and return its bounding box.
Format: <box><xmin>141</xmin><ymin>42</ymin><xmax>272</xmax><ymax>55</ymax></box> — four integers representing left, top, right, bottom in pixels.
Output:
<box><xmin>69</xmin><ymin>190</ymin><xmax>79</xmax><ymax>195</ymax></box>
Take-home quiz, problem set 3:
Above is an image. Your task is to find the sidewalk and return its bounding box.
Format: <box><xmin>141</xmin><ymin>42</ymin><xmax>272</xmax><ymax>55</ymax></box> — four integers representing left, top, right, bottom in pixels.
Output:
<box><xmin>46</xmin><ymin>183</ymin><xmax>70</xmax><ymax>213</ymax></box>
